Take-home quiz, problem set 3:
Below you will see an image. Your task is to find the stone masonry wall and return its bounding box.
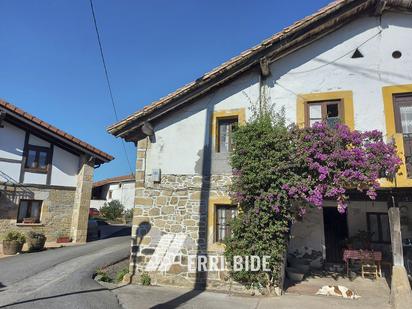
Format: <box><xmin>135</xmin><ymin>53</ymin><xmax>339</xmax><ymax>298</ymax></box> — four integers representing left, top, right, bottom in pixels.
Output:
<box><xmin>0</xmin><ymin>183</ymin><xmax>76</xmax><ymax>241</ymax></box>
<box><xmin>131</xmin><ymin>174</ymin><xmax>236</xmax><ymax>290</ymax></box>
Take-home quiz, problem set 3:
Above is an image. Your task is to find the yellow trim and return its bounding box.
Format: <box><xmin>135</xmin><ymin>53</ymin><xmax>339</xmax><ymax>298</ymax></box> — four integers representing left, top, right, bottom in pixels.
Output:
<box><xmin>207</xmin><ymin>196</ymin><xmax>236</xmax><ymax>252</ymax></box>
<box><xmin>381</xmin><ymin>84</ymin><xmax>412</xmax><ymax>188</ymax></box>
<box><xmin>212</xmin><ymin>108</ymin><xmax>246</xmax><ymax>152</ymax></box>
<box><xmin>296</xmin><ymin>91</ymin><xmax>354</xmax><ymax>130</ymax></box>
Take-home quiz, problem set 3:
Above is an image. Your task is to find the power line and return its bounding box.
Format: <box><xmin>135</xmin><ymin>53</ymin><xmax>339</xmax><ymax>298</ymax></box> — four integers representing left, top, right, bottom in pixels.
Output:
<box><xmin>89</xmin><ymin>0</ymin><xmax>134</xmax><ymax>175</ymax></box>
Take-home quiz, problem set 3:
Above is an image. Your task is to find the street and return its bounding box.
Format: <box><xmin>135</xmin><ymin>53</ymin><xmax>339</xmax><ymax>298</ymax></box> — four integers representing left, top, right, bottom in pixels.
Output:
<box><xmin>0</xmin><ymin>236</ymin><xmax>130</xmax><ymax>309</ymax></box>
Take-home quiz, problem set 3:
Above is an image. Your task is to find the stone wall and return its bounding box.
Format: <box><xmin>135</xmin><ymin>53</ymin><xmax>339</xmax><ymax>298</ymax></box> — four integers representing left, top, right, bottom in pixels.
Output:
<box><xmin>0</xmin><ymin>183</ymin><xmax>76</xmax><ymax>241</ymax></box>
<box><xmin>130</xmin><ymin>174</ymin><xmax>239</xmax><ymax>290</ymax></box>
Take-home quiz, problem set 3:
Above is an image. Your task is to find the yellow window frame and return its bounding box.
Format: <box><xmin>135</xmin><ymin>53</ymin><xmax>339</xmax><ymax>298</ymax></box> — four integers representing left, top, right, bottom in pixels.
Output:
<box><xmin>212</xmin><ymin>108</ymin><xmax>246</xmax><ymax>153</ymax></box>
<box><xmin>296</xmin><ymin>91</ymin><xmax>354</xmax><ymax>130</ymax></box>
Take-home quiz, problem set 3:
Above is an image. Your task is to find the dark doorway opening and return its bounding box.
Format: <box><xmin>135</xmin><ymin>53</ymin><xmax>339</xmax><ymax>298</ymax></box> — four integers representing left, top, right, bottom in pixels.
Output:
<box><xmin>323</xmin><ymin>207</ymin><xmax>348</xmax><ymax>263</ymax></box>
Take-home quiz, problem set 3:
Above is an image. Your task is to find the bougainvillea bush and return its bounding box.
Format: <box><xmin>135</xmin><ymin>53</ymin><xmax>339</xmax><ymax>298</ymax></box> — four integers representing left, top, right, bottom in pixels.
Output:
<box><xmin>224</xmin><ymin>111</ymin><xmax>401</xmax><ymax>293</ymax></box>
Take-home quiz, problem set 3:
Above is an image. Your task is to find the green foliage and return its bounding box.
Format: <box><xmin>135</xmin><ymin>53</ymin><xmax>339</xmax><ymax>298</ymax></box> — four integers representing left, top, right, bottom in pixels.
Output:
<box><xmin>100</xmin><ymin>200</ymin><xmax>125</xmax><ymax>220</ymax></box>
<box><xmin>225</xmin><ymin>109</ymin><xmax>299</xmax><ymax>292</ymax></box>
<box><xmin>115</xmin><ymin>267</ymin><xmax>129</xmax><ymax>283</ymax></box>
<box><xmin>140</xmin><ymin>272</ymin><xmax>151</xmax><ymax>286</ymax></box>
<box><xmin>96</xmin><ymin>268</ymin><xmax>112</xmax><ymax>283</ymax></box>
<box><xmin>124</xmin><ymin>209</ymin><xmax>133</xmax><ymax>222</ymax></box>
<box><xmin>27</xmin><ymin>231</ymin><xmax>46</xmax><ymax>241</ymax></box>
<box><xmin>4</xmin><ymin>231</ymin><xmax>26</xmax><ymax>244</ymax></box>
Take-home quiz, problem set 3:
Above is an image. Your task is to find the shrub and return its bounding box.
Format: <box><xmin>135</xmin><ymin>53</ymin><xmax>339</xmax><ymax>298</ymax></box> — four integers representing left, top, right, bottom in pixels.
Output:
<box><xmin>27</xmin><ymin>231</ymin><xmax>46</xmax><ymax>240</ymax></box>
<box><xmin>95</xmin><ymin>268</ymin><xmax>112</xmax><ymax>283</ymax></box>
<box><xmin>140</xmin><ymin>272</ymin><xmax>151</xmax><ymax>286</ymax></box>
<box><xmin>115</xmin><ymin>267</ymin><xmax>129</xmax><ymax>283</ymax></box>
<box><xmin>4</xmin><ymin>231</ymin><xmax>26</xmax><ymax>244</ymax></box>
<box><xmin>100</xmin><ymin>200</ymin><xmax>124</xmax><ymax>220</ymax></box>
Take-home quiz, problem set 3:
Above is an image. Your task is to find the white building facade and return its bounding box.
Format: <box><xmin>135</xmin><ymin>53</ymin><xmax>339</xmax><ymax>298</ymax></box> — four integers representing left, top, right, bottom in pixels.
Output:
<box><xmin>108</xmin><ymin>0</ymin><xmax>412</xmax><ymax>290</ymax></box>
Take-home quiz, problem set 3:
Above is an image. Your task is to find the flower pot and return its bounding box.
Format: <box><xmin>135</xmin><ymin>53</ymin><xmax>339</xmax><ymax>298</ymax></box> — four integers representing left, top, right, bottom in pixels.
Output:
<box><xmin>27</xmin><ymin>236</ymin><xmax>47</xmax><ymax>251</ymax></box>
<box><xmin>2</xmin><ymin>240</ymin><xmax>24</xmax><ymax>255</ymax></box>
<box><xmin>56</xmin><ymin>236</ymin><xmax>71</xmax><ymax>243</ymax></box>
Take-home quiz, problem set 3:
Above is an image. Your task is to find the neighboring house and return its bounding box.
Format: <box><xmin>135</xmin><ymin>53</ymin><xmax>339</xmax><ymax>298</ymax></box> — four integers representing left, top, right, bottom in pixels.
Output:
<box><xmin>91</xmin><ymin>174</ymin><xmax>135</xmax><ymax>210</ymax></box>
<box><xmin>108</xmin><ymin>0</ymin><xmax>412</xmax><ymax>289</ymax></box>
<box><xmin>0</xmin><ymin>99</ymin><xmax>113</xmax><ymax>243</ymax></box>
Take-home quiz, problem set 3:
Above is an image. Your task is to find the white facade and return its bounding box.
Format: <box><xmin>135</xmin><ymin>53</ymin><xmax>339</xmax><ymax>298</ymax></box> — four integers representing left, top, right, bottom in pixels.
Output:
<box><xmin>145</xmin><ymin>12</ymin><xmax>412</xmax><ymax>176</ymax></box>
<box><xmin>137</xmin><ymin>11</ymin><xmax>412</xmax><ymax>264</ymax></box>
<box><xmin>0</xmin><ymin>120</ymin><xmax>80</xmax><ymax>187</ymax></box>
<box><xmin>91</xmin><ymin>179</ymin><xmax>135</xmax><ymax>210</ymax></box>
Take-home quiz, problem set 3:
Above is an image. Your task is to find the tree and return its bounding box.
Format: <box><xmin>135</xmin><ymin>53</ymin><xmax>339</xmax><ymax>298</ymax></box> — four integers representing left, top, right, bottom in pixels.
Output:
<box><xmin>100</xmin><ymin>200</ymin><xmax>124</xmax><ymax>220</ymax></box>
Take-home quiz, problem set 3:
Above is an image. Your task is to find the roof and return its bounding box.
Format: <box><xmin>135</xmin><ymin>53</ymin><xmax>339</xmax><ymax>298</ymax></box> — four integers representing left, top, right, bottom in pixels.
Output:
<box><xmin>0</xmin><ymin>99</ymin><xmax>114</xmax><ymax>163</ymax></box>
<box><xmin>93</xmin><ymin>174</ymin><xmax>135</xmax><ymax>187</ymax></box>
<box><xmin>108</xmin><ymin>0</ymin><xmax>412</xmax><ymax>141</ymax></box>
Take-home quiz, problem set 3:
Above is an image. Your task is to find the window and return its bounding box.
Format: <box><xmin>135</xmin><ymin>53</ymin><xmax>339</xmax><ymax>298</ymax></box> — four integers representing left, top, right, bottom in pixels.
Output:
<box><xmin>17</xmin><ymin>200</ymin><xmax>42</xmax><ymax>223</ymax></box>
<box><xmin>307</xmin><ymin>100</ymin><xmax>342</xmax><ymax>127</ymax></box>
<box><xmin>215</xmin><ymin>205</ymin><xmax>238</xmax><ymax>242</ymax></box>
<box><xmin>25</xmin><ymin>145</ymin><xmax>50</xmax><ymax>173</ymax></box>
<box><xmin>108</xmin><ymin>190</ymin><xmax>113</xmax><ymax>199</ymax></box>
<box><xmin>217</xmin><ymin>117</ymin><xmax>238</xmax><ymax>153</ymax></box>
<box><xmin>367</xmin><ymin>212</ymin><xmax>391</xmax><ymax>243</ymax></box>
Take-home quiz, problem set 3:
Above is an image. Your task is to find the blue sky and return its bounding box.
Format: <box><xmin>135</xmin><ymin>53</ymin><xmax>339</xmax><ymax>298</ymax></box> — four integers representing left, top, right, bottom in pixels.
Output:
<box><xmin>0</xmin><ymin>0</ymin><xmax>331</xmax><ymax>180</ymax></box>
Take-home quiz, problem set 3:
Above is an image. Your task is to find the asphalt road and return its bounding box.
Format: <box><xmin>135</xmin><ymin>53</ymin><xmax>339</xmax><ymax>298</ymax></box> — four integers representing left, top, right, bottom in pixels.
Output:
<box><xmin>0</xmin><ymin>235</ymin><xmax>130</xmax><ymax>309</ymax></box>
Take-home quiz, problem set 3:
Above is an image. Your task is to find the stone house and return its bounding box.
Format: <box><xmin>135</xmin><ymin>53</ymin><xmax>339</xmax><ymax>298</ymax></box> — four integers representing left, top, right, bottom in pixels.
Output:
<box><xmin>108</xmin><ymin>0</ymin><xmax>412</xmax><ymax>290</ymax></box>
<box><xmin>91</xmin><ymin>174</ymin><xmax>135</xmax><ymax>210</ymax></box>
<box><xmin>0</xmin><ymin>99</ymin><xmax>113</xmax><ymax>243</ymax></box>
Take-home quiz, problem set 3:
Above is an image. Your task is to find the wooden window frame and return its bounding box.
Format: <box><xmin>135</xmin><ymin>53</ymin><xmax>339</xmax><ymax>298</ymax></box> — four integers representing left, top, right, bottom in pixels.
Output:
<box><xmin>305</xmin><ymin>99</ymin><xmax>344</xmax><ymax>128</ymax></box>
<box><xmin>366</xmin><ymin>212</ymin><xmax>391</xmax><ymax>244</ymax></box>
<box><xmin>296</xmin><ymin>91</ymin><xmax>354</xmax><ymax>129</ymax></box>
<box><xmin>24</xmin><ymin>144</ymin><xmax>51</xmax><ymax>174</ymax></box>
<box><xmin>215</xmin><ymin>204</ymin><xmax>238</xmax><ymax>243</ymax></box>
<box><xmin>392</xmin><ymin>93</ymin><xmax>412</xmax><ymax>134</ymax></box>
<box><xmin>212</xmin><ymin>109</ymin><xmax>246</xmax><ymax>153</ymax></box>
<box><xmin>17</xmin><ymin>199</ymin><xmax>43</xmax><ymax>224</ymax></box>
<box><xmin>216</xmin><ymin>116</ymin><xmax>238</xmax><ymax>153</ymax></box>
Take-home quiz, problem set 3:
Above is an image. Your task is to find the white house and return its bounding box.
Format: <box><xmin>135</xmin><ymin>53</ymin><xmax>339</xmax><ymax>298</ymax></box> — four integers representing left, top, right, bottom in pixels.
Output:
<box><xmin>108</xmin><ymin>0</ymin><xmax>412</xmax><ymax>292</ymax></box>
<box><xmin>0</xmin><ymin>99</ymin><xmax>113</xmax><ymax>243</ymax></box>
<box><xmin>91</xmin><ymin>174</ymin><xmax>135</xmax><ymax>210</ymax></box>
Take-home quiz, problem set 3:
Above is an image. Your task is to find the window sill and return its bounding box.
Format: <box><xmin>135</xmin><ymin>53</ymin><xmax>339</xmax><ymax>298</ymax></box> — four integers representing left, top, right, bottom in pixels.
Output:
<box><xmin>24</xmin><ymin>168</ymin><xmax>48</xmax><ymax>174</ymax></box>
<box><xmin>16</xmin><ymin>223</ymin><xmax>44</xmax><ymax>226</ymax></box>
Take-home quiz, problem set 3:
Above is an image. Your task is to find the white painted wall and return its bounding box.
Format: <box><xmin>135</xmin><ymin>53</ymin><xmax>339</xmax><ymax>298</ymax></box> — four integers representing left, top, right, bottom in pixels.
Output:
<box><xmin>267</xmin><ymin>12</ymin><xmax>412</xmax><ymax>134</ymax></box>
<box><xmin>146</xmin><ymin>71</ymin><xmax>260</xmax><ymax>175</ymax></box>
<box><xmin>28</xmin><ymin>134</ymin><xmax>50</xmax><ymax>148</ymax></box>
<box><xmin>50</xmin><ymin>146</ymin><xmax>79</xmax><ymax>187</ymax></box>
<box><xmin>144</xmin><ymin>12</ymin><xmax>412</xmax><ymax>176</ymax></box>
<box><xmin>0</xmin><ymin>122</ymin><xmax>25</xmax><ymax>160</ymax></box>
<box><xmin>23</xmin><ymin>171</ymin><xmax>47</xmax><ymax>185</ymax></box>
<box><xmin>0</xmin><ymin>120</ymin><xmax>81</xmax><ymax>187</ymax></box>
<box><xmin>0</xmin><ymin>122</ymin><xmax>25</xmax><ymax>181</ymax></box>
<box><xmin>92</xmin><ymin>180</ymin><xmax>135</xmax><ymax>210</ymax></box>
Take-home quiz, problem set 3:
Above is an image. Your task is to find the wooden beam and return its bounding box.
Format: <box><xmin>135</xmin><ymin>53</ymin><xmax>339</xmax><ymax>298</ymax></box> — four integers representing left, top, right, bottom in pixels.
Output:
<box><xmin>259</xmin><ymin>57</ymin><xmax>271</xmax><ymax>77</ymax></box>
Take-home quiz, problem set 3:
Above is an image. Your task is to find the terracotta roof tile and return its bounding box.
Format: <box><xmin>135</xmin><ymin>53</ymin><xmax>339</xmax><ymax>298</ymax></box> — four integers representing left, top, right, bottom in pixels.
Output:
<box><xmin>93</xmin><ymin>174</ymin><xmax>135</xmax><ymax>187</ymax></box>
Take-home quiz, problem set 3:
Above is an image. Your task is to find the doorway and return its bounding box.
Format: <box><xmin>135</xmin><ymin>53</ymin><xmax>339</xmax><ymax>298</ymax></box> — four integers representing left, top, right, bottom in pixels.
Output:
<box><xmin>323</xmin><ymin>207</ymin><xmax>348</xmax><ymax>263</ymax></box>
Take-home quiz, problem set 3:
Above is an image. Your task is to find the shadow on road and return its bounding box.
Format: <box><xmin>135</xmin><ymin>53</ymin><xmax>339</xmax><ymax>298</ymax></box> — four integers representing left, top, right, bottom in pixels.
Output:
<box><xmin>0</xmin><ymin>285</ymin><xmax>125</xmax><ymax>308</ymax></box>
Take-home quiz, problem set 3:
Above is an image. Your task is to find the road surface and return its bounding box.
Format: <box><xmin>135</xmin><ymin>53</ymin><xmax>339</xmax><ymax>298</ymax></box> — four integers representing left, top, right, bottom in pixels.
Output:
<box><xmin>0</xmin><ymin>236</ymin><xmax>130</xmax><ymax>309</ymax></box>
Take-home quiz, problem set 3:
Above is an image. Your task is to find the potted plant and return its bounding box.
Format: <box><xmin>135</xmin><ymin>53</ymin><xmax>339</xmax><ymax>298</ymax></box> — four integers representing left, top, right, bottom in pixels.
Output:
<box><xmin>56</xmin><ymin>232</ymin><xmax>71</xmax><ymax>243</ymax></box>
<box><xmin>2</xmin><ymin>231</ymin><xmax>26</xmax><ymax>255</ymax></box>
<box><xmin>26</xmin><ymin>231</ymin><xmax>47</xmax><ymax>251</ymax></box>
